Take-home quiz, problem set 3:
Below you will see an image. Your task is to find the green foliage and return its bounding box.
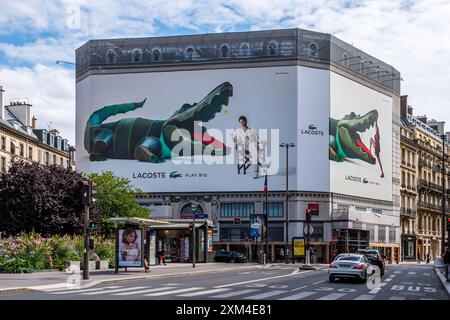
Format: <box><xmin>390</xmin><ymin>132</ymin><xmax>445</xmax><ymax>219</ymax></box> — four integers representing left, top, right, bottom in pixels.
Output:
<box><xmin>93</xmin><ymin>237</ymin><xmax>115</xmax><ymax>264</ymax></box>
<box><xmin>49</xmin><ymin>235</ymin><xmax>79</xmax><ymax>270</ymax></box>
<box><xmin>89</xmin><ymin>171</ymin><xmax>149</xmax><ymax>236</ymax></box>
<box><xmin>1</xmin><ymin>257</ymin><xmax>33</xmax><ymax>273</ymax></box>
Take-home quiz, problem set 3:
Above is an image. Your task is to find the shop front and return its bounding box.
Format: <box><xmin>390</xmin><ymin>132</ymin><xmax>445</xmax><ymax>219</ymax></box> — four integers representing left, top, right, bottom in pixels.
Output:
<box><xmin>331</xmin><ymin>229</ymin><xmax>370</xmax><ymax>259</ymax></box>
<box><xmin>401</xmin><ymin>234</ymin><xmax>416</xmax><ymax>261</ymax></box>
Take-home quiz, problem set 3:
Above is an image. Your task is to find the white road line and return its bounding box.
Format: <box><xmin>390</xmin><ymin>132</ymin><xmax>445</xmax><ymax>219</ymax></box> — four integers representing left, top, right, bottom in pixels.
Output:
<box><xmin>177</xmin><ymin>288</ymin><xmax>231</xmax><ymax>297</ymax></box>
<box><xmin>313</xmin><ymin>280</ymin><xmax>325</xmax><ymax>285</ymax></box>
<box><xmin>210</xmin><ymin>289</ymin><xmax>259</xmax><ymax>298</ymax></box>
<box><xmin>49</xmin><ymin>286</ymin><xmax>122</xmax><ymax>295</ymax></box>
<box><xmin>318</xmin><ymin>293</ymin><xmax>347</xmax><ymax>300</ymax></box>
<box><xmin>394</xmin><ymin>271</ymin><xmax>402</xmax><ymax>274</ymax></box>
<box><xmin>369</xmin><ymin>288</ymin><xmax>381</xmax><ymax>294</ymax></box>
<box><xmin>144</xmin><ymin>287</ymin><xmax>203</xmax><ymax>297</ymax></box>
<box><xmin>81</xmin><ymin>286</ymin><xmax>147</xmax><ymax>295</ymax></box>
<box><xmin>354</xmin><ymin>294</ymin><xmax>375</xmax><ymax>300</ymax></box>
<box><xmin>291</xmin><ymin>285</ymin><xmax>309</xmax><ymax>291</ymax></box>
<box><xmin>379</xmin><ymin>282</ymin><xmax>387</xmax><ymax>287</ymax></box>
<box><xmin>389</xmin><ymin>296</ymin><xmax>406</xmax><ymax>300</ymax></box>
<box><xmin>407</xmin><ymin>272</ymin><xmax>416</xmax><ymax>275</ymax></box>
<box><xmin>389</xmin><ymin>275</ymin><xmax>396</xmax><ymax>278</ymax></box>
<box><xmin>423</xmin><ymin>273</ymin><xmax>431</xmax><ymax>276</ymax></box>
<box><xmin>237</xmin><ymin>272</ymin><xmax>252</xmax><ymax>275</ymax></box>
<box><xmin>214</xmin><ymin>269</ymin><xmax>302</xmax><ymax>288</ymax></box>
<box><xmin>245</xmin><ymin>290</ymin><xmax>288</xmax><ymax>300</ymax></box>
<box><xmin>385</xmin><ymin>278</ymin><xmax>393</xmax><ymax>282</ymax></box>
<box><xmin>113</xmin><ymin>287</ymin><xmax>177</xmax><ymax>296</ymax></box>
<box><xmin>279</xmin><ymin>291</ymin><xmax>317</xmax><ymax>300</ymax></box>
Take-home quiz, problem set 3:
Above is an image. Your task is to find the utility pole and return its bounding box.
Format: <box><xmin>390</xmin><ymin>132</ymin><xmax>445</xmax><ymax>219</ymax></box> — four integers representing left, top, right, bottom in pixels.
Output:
<box><xmin>191</xmin><ymin>202</ymin><xmax>198</xmax><ymax>268</ymax></box>
<box><xmin>265</xmin><ymin>173</ymin><xmax>269</xmax><ymax>264</ymax></box>
<box><xmin>83</xmin><ymin>204</ymin><xmax>90</xmax><ymax>280</ymax></box>
<box><xmin>280</xmin><ymin>143</ymin><xmax>295</xmax><ymax>264</ymax></box>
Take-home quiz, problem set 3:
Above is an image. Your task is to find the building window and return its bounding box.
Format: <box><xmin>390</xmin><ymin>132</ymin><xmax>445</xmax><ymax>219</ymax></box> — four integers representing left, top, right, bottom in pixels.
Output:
<box><xmin>268</xmin><ymin>42</ymin><xmax>277</xmax><ymax>56</ymax></box>
<box><xmin>342</xmin><ymin>53</ymin><xmax>349</xmax><ymax>66</ymax></box>
<box><xmin>107</xmin><ymin>50</ymin><xmax>116</xmax><ymax>64</ymax></box>
<box><xmin>220</xmin><ymin>203</ymin><xmax>255</xmax><ymax>218</ymax></box>
<box><xmin>60</xmin><ymin>157</ymin><xmax>63</xmax><ymax>166</ymax></box>
<box><xmin>337</xmin><ymin>204</ymin><xmax>350</xmax><ymax>211</ymax></box>
<box><xmin>66</xmin><ymin>159</ymin><xmax>70</xmax><ymax>168</ymax></box>
<box><xmin>367</xmin><ymin>224</ymin><xmax>375</xmax><ymax>242</ymax></box>
<box><xmin>28</xmin><ymin>147</ymin><xmax>33</xmax><ymax>160</ymax></box>
<box><xmin>153</xmin><ymin>49</ymin><xmax>160</xmax><ymax>62</ymax></box>
<box><xmin>1</xmin><ymin>136</ymin><xmax>5</xmax><ymax>150</ymax></box>
<box><xmin>372</xmin><ymin>208</ymin><xmax>382</xmax><ymax>215</ymax></box>
<box><xmin>263</xmin><ymin>202</ymin><xmax>284</xmax><ymax>217</ymax></box>
<box><xmin>45</xmin><ymin>152</ymin><xmax>49</xmax><ymax>165</ymax></box>
<box><xmin>355</xmin><ymin>206</ymin><xmax>367</xmax><ymax>212</ymax></box>
<box><xmin>19</xmin><ymin>143</ymin><xmax>24</xmax><ymax>157</ymax></box>
<box><xmin>378</xmin><ymin>226</ymin><xmax>386</xmax><ymax>242</ymax></box>
<box><xmin>133</xmin><ymin>49</ymin><xmax>141</xmax><ymax>63</ymax></box>
<box><xmin>220</xmin><ymin>45</ymin><xmax>229</xmax><ymax>58</ymax></box>
<box><xmin>10</xmin><ymin>142</ymin><xmax>15</xmax><ymax>155</ymax></box>
<box><xmin>185</xmin><ymin>47</ymin><xmax>194</xmax><ymax>60</ymax></box>
<box><xmin>38</xmin><ymin>150</ymin><xmax>42</xmax><ymax>164</ymax></box>
<box><xmin>309</xmin><ymin>43</ymin><xmax>318</xmax><ymax>56</ymax></box>
<box><xmin>220</xmin><ymin>224</ymin><xmax>250</xmax><ymax>242</ymax></box>
<box><xmin>53</xmin><ymin>154</ymin><xmax>56</xmax><ymax>165</ymax></box>
<box><xmin>1</xmin><ymin>157</ymin><xmax>6</xmax><ymax>172</ymax></box>
<box><xmin>240</xmin><ymin>43</ymin><xmax>250</xmax><ymax>57</ymax></box>
<box><xmin>389</xmin><ymin>228</ymin><xmax>396</xmax><ymax>243</ymax></box>
<box><xmin>308</xmin><ymin>223</ymin><xmax>323</xmax><ymax>242</ymax></box>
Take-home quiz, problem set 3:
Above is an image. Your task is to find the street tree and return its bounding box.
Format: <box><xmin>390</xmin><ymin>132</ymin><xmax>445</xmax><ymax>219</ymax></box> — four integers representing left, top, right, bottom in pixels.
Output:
<box><xmin>0</xmin><ymin>160</ymin><xmax>96</xmax><ymax>236</ymax></box>
<box><xmin>88</xmin><ymin>171</ymin><xmax>149</xmax><ymax>236</ymax></box>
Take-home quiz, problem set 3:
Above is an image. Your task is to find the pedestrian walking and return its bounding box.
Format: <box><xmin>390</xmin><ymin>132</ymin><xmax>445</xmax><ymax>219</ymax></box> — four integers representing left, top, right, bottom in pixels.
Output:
<box><xmin>442</xmin><ymin>248</ymin><xmax>450</xmax><ymax>282</ymax></box>
<box><xmin>426</xmin><ymin>252</ymin><xmax>431</xmax><ymax>264</ymax></box>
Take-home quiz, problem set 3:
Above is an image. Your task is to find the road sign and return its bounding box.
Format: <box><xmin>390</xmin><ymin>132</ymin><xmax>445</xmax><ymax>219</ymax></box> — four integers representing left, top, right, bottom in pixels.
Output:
<box><xmin>194</xmin><ymin>213</ymin><xmax>208</xmax><ymax>219</ymax></box>
<box><xmin>304</xmin><ymin>225</ymin><xmax>314</xmax><ymax>235</ymax></box>
<box><xmin>292</xmin><ymin>237</ymin><xmax>305</xmax><ymax>257</ymax></box>
<box><xmin>190</xmin><ymin>202</ymin><xmax>198</xmax><ymax>212</ymax></box>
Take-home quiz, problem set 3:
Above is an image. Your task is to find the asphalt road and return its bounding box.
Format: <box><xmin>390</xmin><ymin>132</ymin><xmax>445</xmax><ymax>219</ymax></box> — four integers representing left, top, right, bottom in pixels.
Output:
<box><xmin>2</xmin><ymin>263</ymin><xmax>449</xmax><ymax>300</ymax></box>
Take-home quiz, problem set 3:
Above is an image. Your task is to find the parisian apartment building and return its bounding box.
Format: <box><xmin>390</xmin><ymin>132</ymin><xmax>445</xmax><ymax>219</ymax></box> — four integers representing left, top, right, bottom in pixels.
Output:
<box><xmin>0</xmin><ymin>86</ymin><xmax>75</xmax><ymax>173</ymax></box>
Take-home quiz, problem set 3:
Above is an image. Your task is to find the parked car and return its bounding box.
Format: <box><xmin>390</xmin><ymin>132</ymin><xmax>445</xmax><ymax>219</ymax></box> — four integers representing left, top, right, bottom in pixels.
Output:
<box><xmin>356</xmin><ymin>249</ymin><xmax>385</xmax><ymax>277</ymax></box>
<box><xmin>329</xmin><ymin>253</ymin><xmax>373</xmax><ymax>283</ymax></box>
<box><xmin>213</xmin><ymin>250</ymin><xmax>247</xmax><ymax>263</ymax></box>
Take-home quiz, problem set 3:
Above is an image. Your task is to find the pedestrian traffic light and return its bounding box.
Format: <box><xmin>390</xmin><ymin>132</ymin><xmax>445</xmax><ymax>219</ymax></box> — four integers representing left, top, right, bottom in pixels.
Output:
<box><xmin>447</xmin><ymin>217</ymin><xmax>450</xmax><ymax>232</ymax></box>
<box><xmin>89</xmin><ymin>181</ymin><xmax>97</xmax><ymax>205</ymax></box>
<box><xmin>89</xmin><ymin>221</ymin><xmax>97</xmax><ymax>231</ymax></box>
<box><xmin>306</xmin><ymin>209</ymin><xmax>312</xmax><ymax>222</ymax></box>
<box><xmin>89</xmin><ymin>238</ymin><xmax>95</xmax><ymax>250</ymax></box>
<box><xmin>78</xmin><ymin>179</ymin><xmax>90</xmax><ymax>206</ymax></box>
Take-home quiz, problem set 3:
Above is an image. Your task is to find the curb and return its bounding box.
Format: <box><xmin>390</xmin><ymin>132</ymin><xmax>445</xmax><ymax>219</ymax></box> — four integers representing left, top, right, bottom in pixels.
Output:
<box><xmin>0</xmin><ymin>264</ymin><xmax>259</xmax><ymax>296</ymax></box>
<box><xmin>434</xmin><ymin>267</ymin><xmax>450</xmax><ymax>297</ymax></box>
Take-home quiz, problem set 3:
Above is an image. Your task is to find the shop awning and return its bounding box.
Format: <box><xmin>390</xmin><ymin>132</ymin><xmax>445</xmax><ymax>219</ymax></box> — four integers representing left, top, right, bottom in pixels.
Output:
<box><xmin>108</xmin><ymin>217</ymin><xmax>214</xmax><ymax>229</ymax></box>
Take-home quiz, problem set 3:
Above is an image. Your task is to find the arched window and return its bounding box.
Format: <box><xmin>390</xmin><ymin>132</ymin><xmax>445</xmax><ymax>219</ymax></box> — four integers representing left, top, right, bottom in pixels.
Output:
<box><xmin>220</xmin><ymin>45</ymin><xmax>229</xmax><ymax>58</ymax></box>
<box><xmin>107</xmin><ymin>50</ymin><xmax>116</xmax><ymax>64</ymax></box>
<box><xmin>240</xmin><ymin>43</ymin><xmax>250</xmax><ymax>57</ymax></box>
<box><xmin>133</xmin><ymin>49</ymin><xmax>141</xmax><ymax>63</ymax></box>
<box><xmin>342</xmin><ymin>53</ymin><xmax>348</xmax><ymax>66</ymax></box>
<box><xmin>180</xmin><ymin>203</ymin><xmax>204</xmax><ymax>219</ymax></box>
<box><xmin>309</xmin><ymin>43</ymin><xmax>318</xmax><ymax>56</ymax></box>
<box><xmin>268</xmin><ymin>42</ymin><xmax>277</xmax><ymax>56</ymax></box>
<box><xmin>153</xmin><ymin>49</ymin><xmax>160</xmax><ymax>62</ymax></box>
<box><xmin>185</xmin><ymin>47</ymin><xmax>194</xmax><ymax>60</ymax></box>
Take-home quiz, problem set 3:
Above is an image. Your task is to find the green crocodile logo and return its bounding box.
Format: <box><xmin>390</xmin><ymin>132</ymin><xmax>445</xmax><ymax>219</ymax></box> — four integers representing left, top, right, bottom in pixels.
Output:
<box><xmin>308</xmin><ymin>124</ymin><xmax>317</xmax><ymax>130</ymax></box>
<box><xmin>363</xmin><ymin>178</ymin><xmax>368</xmax><ymax>184</ymax></box>
<box><xmin>170</xmin><ymin>171</ymin><xmax>183</xmax><ymax>179</ymax></box>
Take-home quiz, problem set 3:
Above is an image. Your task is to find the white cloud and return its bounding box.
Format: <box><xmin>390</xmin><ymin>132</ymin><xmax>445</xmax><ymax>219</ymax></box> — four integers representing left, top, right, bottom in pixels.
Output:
<box><xmin>0</xmin><ymin>0</ymin><xmax>449</xmax><ymax>134</ymax></box>
<box><xmin>0</xmin><ymin>64</ymin><xmax>75</xmax><ymax>144</ymax></box>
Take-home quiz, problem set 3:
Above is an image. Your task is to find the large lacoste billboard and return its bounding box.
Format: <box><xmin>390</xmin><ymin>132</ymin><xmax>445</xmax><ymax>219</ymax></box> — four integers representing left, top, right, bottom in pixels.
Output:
<box><xmin>76</xmin><ymin>66</ymin><xmax>301</xmax><ymax>192</ymax></box>
<box><xmin>329</xmin><ymin>72</ymin><xmax>393</xmax><ymax>201</ymax></box>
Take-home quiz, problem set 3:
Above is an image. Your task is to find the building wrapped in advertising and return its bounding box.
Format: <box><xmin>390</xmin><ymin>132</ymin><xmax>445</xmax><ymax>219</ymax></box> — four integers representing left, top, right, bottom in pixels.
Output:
<box><xmin>76</xmin><ymin>28</ymin><xmax>401</xmax><ymax>264</ymax></box>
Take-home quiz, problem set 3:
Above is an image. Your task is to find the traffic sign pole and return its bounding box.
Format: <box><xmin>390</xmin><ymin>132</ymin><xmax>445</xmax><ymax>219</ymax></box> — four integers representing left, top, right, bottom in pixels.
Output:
<box><xmin>191</xmin><ymin>202</ymin><xmax>198</xmax><ymax>268</ymax></box>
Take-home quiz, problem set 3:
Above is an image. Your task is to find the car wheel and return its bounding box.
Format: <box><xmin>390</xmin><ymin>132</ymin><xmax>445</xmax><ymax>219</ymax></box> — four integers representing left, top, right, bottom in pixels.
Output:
<box><xmin>329</xmin><ymin>276</ymin><xmax>334</xmax><ymax>283</ymax></box>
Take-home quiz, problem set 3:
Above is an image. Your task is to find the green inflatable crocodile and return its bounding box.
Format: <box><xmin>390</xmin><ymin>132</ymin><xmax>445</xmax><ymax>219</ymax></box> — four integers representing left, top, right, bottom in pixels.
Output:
<box><xmin>84</xmin><ymin>82</ymin><xmax>233</xmax><ymax>163</ymax></box>
<box><xmin>329</xmin><ymin>109</ymin><xmax>384</xmax><ymax>178</ymax></box>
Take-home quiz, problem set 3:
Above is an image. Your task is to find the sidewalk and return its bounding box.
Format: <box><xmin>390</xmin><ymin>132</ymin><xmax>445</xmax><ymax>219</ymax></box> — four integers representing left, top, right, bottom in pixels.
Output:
<box><xmin>433</xmin><ymin>259</ymin><xmax>450</xmax><ymax>296</ymax></box>
<box><xmin>0</xmin><ymin>263</ymin><xmax>259</xmax><ymax>296</ymax></box>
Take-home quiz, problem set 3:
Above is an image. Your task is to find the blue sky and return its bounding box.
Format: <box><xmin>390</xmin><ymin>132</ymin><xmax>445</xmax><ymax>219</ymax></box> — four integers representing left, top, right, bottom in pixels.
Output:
<box><xmin>1</xmin><ymin>0</ymin><xmax>450</xmax><ymax>144</ymax></box>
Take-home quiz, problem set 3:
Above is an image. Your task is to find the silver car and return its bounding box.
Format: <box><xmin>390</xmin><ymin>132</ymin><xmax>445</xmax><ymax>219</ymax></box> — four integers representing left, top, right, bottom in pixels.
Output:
<box><xmin>328</xmin><ymin>253</ymin><xmax>373</xmax><ymax>283</ymax></box>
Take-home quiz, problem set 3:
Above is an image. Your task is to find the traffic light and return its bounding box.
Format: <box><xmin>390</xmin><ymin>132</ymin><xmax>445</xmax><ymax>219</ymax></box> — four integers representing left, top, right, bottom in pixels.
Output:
<box><xmin>79</xmin><ymin>179</ymin><xmax>90</xmax><ymax>206</ymax></box>
<box><xmin>306</xmin><ymin>209</ymin><xmax>312</xmax><ymax>222</ymax></box>
<box><xmin>89</xmin><ymin>238</ymin><xmax>95</xmax><ymax>250</ymax></box>
<box><xmin>89</xmin><ymin>181</ymin><xmax>97</xmax><ymax>205</ymax></box>
<box><xmin>447</xmin><ymin>217</ymin><xmax>450</xmax><ymax>232</ymax></box>
<box><xmin>89</xmin><ymin>221</ymin><xmax>97</xmax><ymax>231</ymax></box>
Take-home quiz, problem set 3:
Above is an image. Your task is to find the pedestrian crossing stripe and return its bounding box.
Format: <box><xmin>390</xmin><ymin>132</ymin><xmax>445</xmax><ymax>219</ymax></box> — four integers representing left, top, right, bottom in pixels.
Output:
<box><xmin>144</xmin><ymin>287</ymin><xmax>203</xmax><ymax>296</ymax></box>
<box><xmin>49</xmin><ymin>286</ymin><xmax>123</xmax><ymax>295</ymax></box>
<box><xmin>113</xmin><ymin>287</ymin><xmax>177</xmax><ymax>296</ymax></box>
<box><xmin>81</xmin><ymin>286</ymin><xmax>147</xmax><ymax>295</ymax></box>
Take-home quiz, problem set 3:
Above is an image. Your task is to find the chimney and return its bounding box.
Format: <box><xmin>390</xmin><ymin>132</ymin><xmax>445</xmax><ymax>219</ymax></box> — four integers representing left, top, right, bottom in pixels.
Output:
<box><xmin>417</xmin><ymin>115</ymin><xmax>427</xmax><ymax>124</ymax></box>
<box><xmin>407</xmin><ymin>106</ymin><xmax>413</xmax><ymax>116</ymax></box>
<box><xmin>400</xmin><ymin>95</ymin><xmax>407</xmax><ymax>117</ymax></box>
<box><xmin>32</xmin><ymin>116</ymin><xmax>37</xmax><ymax>129</ymax></box>
<box><xmin>0</xmin><ymin>86</ymin><xmax>4</xmax><ymax>119</ymax></box>
<box><xmin>5</xmin><ymin>101</ymin><xmax>32</xmax><ymax>127</ymax></box>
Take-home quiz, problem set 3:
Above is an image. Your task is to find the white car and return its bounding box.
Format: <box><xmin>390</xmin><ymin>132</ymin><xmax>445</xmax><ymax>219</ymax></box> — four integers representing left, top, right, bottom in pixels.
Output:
<box><xmin>328</xmin><ymin>253</ymin><xmax>373</xmax><ymax>283</ymax></box>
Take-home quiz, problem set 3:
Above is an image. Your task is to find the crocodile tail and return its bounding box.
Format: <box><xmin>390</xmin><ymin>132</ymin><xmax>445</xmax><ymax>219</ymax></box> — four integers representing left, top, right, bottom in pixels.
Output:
<box><xmin>84</xmin><ymin>99</ymin><xmax>147</xmax><ymax>153</ymax></box>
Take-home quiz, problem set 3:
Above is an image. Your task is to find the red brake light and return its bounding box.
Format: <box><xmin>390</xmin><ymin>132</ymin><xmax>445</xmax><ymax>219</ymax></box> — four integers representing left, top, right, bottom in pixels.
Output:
<box><xmin>353</xmin><ymin>264</ymin><xmax>364</xmax><ymax>269</ymax></box>
<box><xmin>330</xmin><ymin>264</ymin><xmax>337</xmax><ymax>268</ymax></box>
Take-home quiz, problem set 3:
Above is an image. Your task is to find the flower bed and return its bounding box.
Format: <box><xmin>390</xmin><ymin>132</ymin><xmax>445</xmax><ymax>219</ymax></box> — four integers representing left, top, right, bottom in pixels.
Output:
<box><xmin>0</xmin><ymin>232</ymin><xmax>115</xmax><ymax>273</ymax></box>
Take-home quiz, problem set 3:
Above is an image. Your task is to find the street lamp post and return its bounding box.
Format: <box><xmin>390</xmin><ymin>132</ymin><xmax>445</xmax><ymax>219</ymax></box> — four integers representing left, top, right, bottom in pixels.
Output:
<box><xmin>191</xmin><ymin>201</ymin><xmax>198</xmax><ymax>268</ymax></box>
<box><xmin>280</xmin><ymin>143</ymin><xmax>295</xmax><ymax>264</ymax></box>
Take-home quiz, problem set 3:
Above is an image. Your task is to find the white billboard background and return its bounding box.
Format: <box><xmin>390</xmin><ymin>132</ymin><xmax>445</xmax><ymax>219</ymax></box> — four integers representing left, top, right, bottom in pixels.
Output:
<box><xmin>330</xmin><ymin>72</ymin><xmax>393</xmax><ymax>201</ymax></box>
<box><xmin>76</xmin><ymin>67</ymin><xmax>299</xmax><ymax>192</ymax></box>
